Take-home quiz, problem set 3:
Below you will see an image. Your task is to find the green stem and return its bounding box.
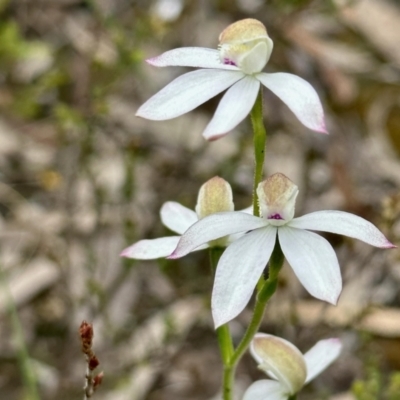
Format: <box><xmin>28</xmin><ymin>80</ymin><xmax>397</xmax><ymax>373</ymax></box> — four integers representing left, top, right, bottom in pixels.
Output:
<box><xmin>250</xmin><ymin>89</ymin><xmax>267</xmax><ymax>217</ymax></box>
<box><xmin>223</xmin><ymin>242</ymin><xmax>284</xmax><ymax>398</ymax></box>
<box><xmin>209</xmin><ymin>247</ymin><xmax>224</xmax><ymax>274</ymax></box>
<box><xmin>222</xmin><ymin>364</ymin><xmax>234</xmax><ymax>400</ymax></box>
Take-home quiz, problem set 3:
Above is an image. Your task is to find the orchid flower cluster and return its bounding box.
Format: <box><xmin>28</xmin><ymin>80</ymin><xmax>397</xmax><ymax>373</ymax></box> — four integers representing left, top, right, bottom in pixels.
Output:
<box><xmin>123</xmin><ymin>18</ymin><xmax>396</xmax><ymax>400</ymax></box>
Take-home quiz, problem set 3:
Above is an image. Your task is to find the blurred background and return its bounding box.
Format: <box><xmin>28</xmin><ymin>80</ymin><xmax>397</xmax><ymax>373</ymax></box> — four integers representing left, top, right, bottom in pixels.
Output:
<box><xmin>0</xmin><ymin>0</ymin><xmax>399</xmax><ymax>399</ymax></box>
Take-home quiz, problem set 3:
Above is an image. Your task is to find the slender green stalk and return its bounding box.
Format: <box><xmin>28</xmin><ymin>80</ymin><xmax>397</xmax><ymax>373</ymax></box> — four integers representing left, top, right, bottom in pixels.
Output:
<box><xmin>0</xmin><ymin>266</ymin><xmax>40</xmax><ymax>400</ymax></box>
<box><xmin>209</xmin><ymin>247</ymin><xmax>224</xmax><ymax>274</ymax></box>
<box><xmin>229</xmin><ymin>280</ymin><xmax>276</xmax><ymax>366</ymax></box>
<box><xmin>222</xmin><ymin>364</ymin><xmax>234</xmax><ymax>400</ymax></box>
<box><xmin>217</xmin><ymin>324</ymin><xmax>234</xmax><ymax>365</ymax></box>
<box><xmin>250</xmin><ymin>89</ymin><xmax>267</xmax><ymax>217</ymax></box>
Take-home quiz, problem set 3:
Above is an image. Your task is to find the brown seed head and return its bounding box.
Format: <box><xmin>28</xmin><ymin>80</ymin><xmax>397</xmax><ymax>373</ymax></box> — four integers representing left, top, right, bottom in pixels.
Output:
<box><xmin>89</xmin><ymin>355</ymin><xmax>100</xmax><ymax>371</ymax></box>
<box><xmin>79</xmin><ymin>320</ymin><xmax>94</xmax><ymax>354</ymax></box>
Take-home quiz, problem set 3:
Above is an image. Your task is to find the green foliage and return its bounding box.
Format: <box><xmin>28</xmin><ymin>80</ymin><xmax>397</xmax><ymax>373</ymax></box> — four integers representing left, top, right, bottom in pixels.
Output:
<box><xmin>13</xmin><ymin>69</ymin><xmax>68</xmax><ymax>118</ymax></box>
<box><xmin>0</xmin><ymin>2</ymin><xmax>143</xmax><ymax>122</ymax></box>
<box><xmin>352</xmin><ymin>366</ymin><xmax>400</xmax><ymax>400</ymax></box>
<box><xmin>387</xmin><ymin>373</ymin><xmax>400</xmax><ymax>400</ymax></box>
<box><xmin>0</xmin><ymin>21</ymin><xmax>28</xmax><ymax>61</ymax></box>
<box><xmin>54</xmin><ymin>103</ymin><xmax>86</xmax><ymax>131</ymax></box>
<box><xmin>352</xmin><ymin>365</ymin><xmax>382</xmax><ymax>400</ymax></box>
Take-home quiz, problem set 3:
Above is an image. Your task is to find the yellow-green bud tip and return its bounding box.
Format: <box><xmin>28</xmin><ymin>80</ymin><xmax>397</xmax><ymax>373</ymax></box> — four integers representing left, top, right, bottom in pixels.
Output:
<box><xmin>219</xmin><ymin>19</ymin><xmax>268</xmax><ymax>44</ymax></box>
<box><xmin>195</xmin><ymin>176</ymin><xmax>234</xmax><ymax>219</ymax></box>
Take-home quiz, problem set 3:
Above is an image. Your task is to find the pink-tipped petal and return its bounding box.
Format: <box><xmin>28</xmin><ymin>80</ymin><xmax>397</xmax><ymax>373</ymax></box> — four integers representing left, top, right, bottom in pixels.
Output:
<box><xmin>136</xmin><ymin>69</ymin><xmax>244</xmax><ymax>121</ymax></box>
<box><xmin>289</xmin><ymin>210</ymin><xmax>396</xmax><ymax>249</ymax></box>
<box><xmin>169</xmin><ymin>212</ymin><xmax>269</xmax><ymax>259</ymax></box>
<box><xmin>202</xmin><ymin>76</ymin><xmax>260</xmax><ymax>140</ymax></box>
<box><xmin>304</xmin><ymin>338</ymin><xmax>342</xmax><ymax>384</ymax></box>
<box><xmin>278</xmin><ymin>227</ymin><xmax>342</xmax><ymax>305</ymax></box>
<box><xmin>160</xmin><ymin>202</ymin><xmax>198</xmax><ymax>235</ymax></box>
<box><xmin>256</xmin><ymin>72</ymin><xmax>327</xmax><ymax>134</ymax></box>
<box><xmin>243</xmin><ymin>380</ymin><xmax>287</xmax><ymax>400</ymax></box>
<box><xmin>212</xmin><ymin>226</ymin><xmax>277</xmax><ymax>328</ymax></box>
<box><xmin>146</xmin><ymin>47</ymin><xmax>240</xmax><ymax>70</ymax></box>
<box><xmin>121</xmin><ymin>236</ymin><xmax>181</xmax><ymax>259</ymax></box>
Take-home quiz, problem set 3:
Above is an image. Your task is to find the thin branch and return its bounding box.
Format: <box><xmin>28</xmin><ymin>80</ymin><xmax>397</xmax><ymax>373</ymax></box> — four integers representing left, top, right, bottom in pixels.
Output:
<box><xmin>79</xmin><ymin>321</ymin><xmax>103</xmax><ymax>399</ymax></box>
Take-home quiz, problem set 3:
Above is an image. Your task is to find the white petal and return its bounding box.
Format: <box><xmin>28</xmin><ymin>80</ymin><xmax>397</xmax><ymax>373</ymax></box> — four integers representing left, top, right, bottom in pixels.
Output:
<box><xmin>289</xmin><ymin>211</ymin><xmax>395</xmax><ymax>249</ymax></box>
<box><xmin>169</xmin><ymin>212</ymin><xmax>269</xmax><ymax>259</ymax></box>
<box><xmin>304</xmin><ymin>338</ymin><xmax>342</xmax><ymax>384</ymax></box>
<box><xmin>227</xmin><ymin>207</ymin><xmax>254</xmax><ymax>242</ymax></box>
<box><xmin>278</xmin><ymin>227</ymin><xmax>342</xmax><ymax>304</ymax></box>
<box><xmin>239</xmin><ymin>206</ymin><xmax>254</xmax><ymax>214</ymax></box>
<box><xmin>240</xmin><ymin>41</ymin><xmax>271</xmax><ymax>74</ymax></box>
<box><xmin>136</xmin><ymin>69</ymin><xmax>244</xmax><ymax>120</ymax></box>
<box><xmin>212</xmin><ymin>226</ymin><xmax>277</xmax><ymax>328</ymax></box>
<box><xmin>202</xmin><ymin>77</ymin><xmax>260</xmax><ymax>140</ymax></box>
<box><xmin>243</xmin><ymin>380</ymin><xmax>287</xmax><ymax>400</ymax></box>
<box><xmin>160</xmin><ymin>202</ymin><xmax>198</xmax><ymax>234</ymax></box>
<box><xmin>120</xmin><ymin>236</ymin><xmax>180</xmax><ymax>259</ymax></box>
<box><xmin>256</xmin><ymin>72</ymin><xmax>327</xmax><ymax>133</ymax></box>
<box><xmin>146</xmin><ymin>47</ymin><xmax>240</xmax><ymax>70</ymax></box>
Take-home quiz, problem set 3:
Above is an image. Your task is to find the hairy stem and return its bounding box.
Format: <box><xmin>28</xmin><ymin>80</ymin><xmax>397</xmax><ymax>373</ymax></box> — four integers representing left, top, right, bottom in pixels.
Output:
<box><xmin>250</xmin><ymin>89</ymin><xmax>267</xmax><ymax>217</ymax></box>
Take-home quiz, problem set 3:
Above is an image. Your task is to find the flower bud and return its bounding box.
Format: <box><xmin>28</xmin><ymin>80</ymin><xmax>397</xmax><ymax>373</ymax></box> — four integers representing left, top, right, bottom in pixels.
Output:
<box><xmin>257</xmin><ymin>173</ymin><xmax>298</xmax><ymax>226</ymax></box>
<box><xmin>195</xmin><ymin>176</ymin><xmax>234</xmax><ymax>247</ymax></box>
<box><xmin>251</xmin><ymin>333</ymin><xmax>307</xmax><ymax>395</ymax></box>
<box><xmin>218</xmin><ymin>19</ymin><xmax>273</xmax><ymax>75</ymax></box>
<box><xmin>195</xmin><ymin>176</ymin><xmax>234</xmax><ymax>219</ymax></box>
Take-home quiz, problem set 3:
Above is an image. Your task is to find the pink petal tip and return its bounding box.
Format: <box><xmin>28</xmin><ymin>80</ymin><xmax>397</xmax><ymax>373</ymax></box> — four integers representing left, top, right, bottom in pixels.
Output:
<box><xmin>146</xmin><ymin>57</ymin><xmax>160</xmax><ymax>66</ymax></box>
<box><xmin>166</xmin><ymin>251</ymin><xmax>178</xmax><ymax>260</ymax></box>
<box><xmin>317</xmin><ymin>119</ymin><xmax>329</xmax><ymax>134</ymax></box>
<box><xmin>205</xmin><ymin>133</ymin><xmax>227</xmax><ymax>142</ymax></box>
<box><xmin>120</xmin><ymin>248</ymin><xmax>130</xmax><ymax>258</ymax></box>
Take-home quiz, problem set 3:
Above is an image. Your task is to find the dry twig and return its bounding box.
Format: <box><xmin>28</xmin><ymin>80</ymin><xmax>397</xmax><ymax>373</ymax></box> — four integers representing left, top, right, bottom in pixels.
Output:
<box><xmin>79</xmin><ymin>321</ymin><xmax>103</xmax><ymax>399</ymax></box>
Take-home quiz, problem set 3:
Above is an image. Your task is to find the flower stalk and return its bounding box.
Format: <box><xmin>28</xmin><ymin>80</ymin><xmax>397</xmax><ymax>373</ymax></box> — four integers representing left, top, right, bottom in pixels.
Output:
<box><xmin>250</xmin><ymin>88</ymin><xmax>267</xmax><ymax>217</ymax></box>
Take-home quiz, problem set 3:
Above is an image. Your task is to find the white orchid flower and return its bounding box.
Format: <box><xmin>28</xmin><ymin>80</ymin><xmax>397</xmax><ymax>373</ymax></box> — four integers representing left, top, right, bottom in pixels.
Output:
<box><xmin>169</xmin><ymin>173</ymin><xmax>395</xmax><ymax>328</ymax></box>
<box><xmin>136</xmin><ymin>18</ymin><xmax>327</xmax><ymax>141</ymax></box>
<box><xmin>243</xmin><ymin>333</ymin><xmax>342</xmax><ymax>400</ymax></box>
<box><xmin>121</xmin><ymin>176</ymin><xmax>249</xmax><ymax>259</ymax></box>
